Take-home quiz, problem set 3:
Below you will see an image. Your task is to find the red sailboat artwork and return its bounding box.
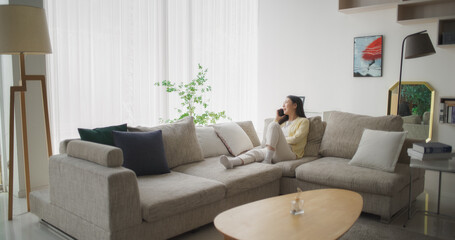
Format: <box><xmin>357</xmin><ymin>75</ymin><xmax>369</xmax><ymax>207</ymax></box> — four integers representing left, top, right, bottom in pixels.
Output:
<box><xmin>354</xmin><ymin>35</ymin><xmax>383</xmax><ymax>77</ymax></box>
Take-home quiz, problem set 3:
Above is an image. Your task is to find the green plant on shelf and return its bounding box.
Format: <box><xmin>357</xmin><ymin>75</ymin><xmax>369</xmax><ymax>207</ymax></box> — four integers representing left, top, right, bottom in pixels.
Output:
<box><xmin>155</xmin><ymin>64</ymin><xmax>230</xmax><ymax>125</ymax></box>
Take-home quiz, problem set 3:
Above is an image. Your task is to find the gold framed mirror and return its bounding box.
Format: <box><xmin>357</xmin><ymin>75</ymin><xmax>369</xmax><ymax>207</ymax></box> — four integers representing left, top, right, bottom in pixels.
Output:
<box><xmin>387</xmin><ymin>81</ymin><xmax>435</xmax><ymax>142</ymax></box>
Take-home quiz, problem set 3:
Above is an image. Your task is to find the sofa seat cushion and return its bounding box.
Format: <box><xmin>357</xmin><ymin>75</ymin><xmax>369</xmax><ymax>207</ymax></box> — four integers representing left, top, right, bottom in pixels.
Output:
<box><xmin>173</xmin><ymin>157</ymin><xmax>282</xmax><ymax>197</ymax></box>
<box><xmin>137</xmin><ymin>171</ymin><xmax>225</xmax><ymax>222</ymax></box>
<box><xmin>274</xmin><ymin>157</ymin><xmax>318</xmax><ymax>177</ymax></box>
<box><xmin>295</xmin><ymin>157</ymin><xmax>422</xmax><ymax>196</ymax></box>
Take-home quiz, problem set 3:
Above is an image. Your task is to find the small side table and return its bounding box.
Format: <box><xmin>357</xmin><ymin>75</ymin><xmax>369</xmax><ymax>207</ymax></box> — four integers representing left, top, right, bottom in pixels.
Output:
<box><xmin>407</xmin><ymin>154</ymin><xmax>455</xmax><ymax>222</ymax></box>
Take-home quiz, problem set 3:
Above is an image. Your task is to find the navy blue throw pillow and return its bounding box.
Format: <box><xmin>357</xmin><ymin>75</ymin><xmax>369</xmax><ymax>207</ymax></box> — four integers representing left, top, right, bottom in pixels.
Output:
<box><xmin>113</xmin><ymin>130</ymin><xmax>170</xmax><ymax>176</ymax></box>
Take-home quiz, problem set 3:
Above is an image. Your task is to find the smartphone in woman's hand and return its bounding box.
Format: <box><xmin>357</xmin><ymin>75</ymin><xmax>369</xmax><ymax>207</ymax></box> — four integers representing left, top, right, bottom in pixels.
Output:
<box><xmin>278</xmin><ymin>109</ymin><xmax>284</xmax><ymax>116</ymax></box>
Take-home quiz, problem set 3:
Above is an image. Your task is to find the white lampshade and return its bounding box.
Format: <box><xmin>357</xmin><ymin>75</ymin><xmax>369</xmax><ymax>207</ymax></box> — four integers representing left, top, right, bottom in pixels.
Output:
<box><xmin>0</xmin><ymin>5</ymin><xmax>52</xmax><ymax>54</ymax></box>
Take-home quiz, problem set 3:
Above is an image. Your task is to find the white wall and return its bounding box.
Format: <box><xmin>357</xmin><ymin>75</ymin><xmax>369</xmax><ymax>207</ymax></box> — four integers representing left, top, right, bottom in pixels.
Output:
<box><xmin>259</xmin><ymin>0</ymin><xmax>455</xmax><ymax>211</ymax></box>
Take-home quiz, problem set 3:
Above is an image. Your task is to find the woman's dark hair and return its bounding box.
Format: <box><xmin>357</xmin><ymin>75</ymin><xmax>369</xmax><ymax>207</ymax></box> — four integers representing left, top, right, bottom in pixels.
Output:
<box><xmin>278</xmin><ymin>95</ymin><xmax>306</xmax><ymax>125</ymax></box>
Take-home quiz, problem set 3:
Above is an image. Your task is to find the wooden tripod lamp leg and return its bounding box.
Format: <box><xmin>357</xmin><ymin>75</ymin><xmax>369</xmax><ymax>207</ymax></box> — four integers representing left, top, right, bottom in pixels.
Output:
<box><xmin>20</xmin><ymin>91</ymin><xmax>31</xmax><ymax>212</ymax></box>
<box><xmin>8</xmin><ymin>88</ymin><xmax>16</xmax><ymax>220</ymax></box>
<box><xmin>40</xmin><ymin>78</ymin><xmax>53</xmax><ymax>157</ymax></box>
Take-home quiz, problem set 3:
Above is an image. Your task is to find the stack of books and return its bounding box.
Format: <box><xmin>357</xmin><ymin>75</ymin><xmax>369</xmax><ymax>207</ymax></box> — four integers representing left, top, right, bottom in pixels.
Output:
<box><xmin>439</xmin><ymin>100</ymin><xmax>455</xmax><ymax>124</ymax></box>
<box><xmin>407</xmin><ymin>142</ymin><xmax>453</xmax><ymax>161</ymax></box>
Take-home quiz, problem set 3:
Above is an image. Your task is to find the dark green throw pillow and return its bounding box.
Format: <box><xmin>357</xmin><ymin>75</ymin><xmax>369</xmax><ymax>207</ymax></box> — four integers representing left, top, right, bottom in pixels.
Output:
<box><xmin>78</xmin><ymin>124</ymin><xmax>127</xmax><ymax>146</ymax></box>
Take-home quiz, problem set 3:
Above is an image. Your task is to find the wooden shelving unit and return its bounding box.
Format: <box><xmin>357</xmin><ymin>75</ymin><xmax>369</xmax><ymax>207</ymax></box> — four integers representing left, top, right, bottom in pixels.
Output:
<box><xmin>397</xmin><ymin>0</ymin><xmax>455</xmax><ymax>24</ymax></box>
<box><xmin>439</xmin><ymin>97</ymin><xmax>455</xmax><ymax>124</ymax></box>
<box><xmin>338</xmin><ymin>0</ymin><xmax>398</xmax><ymax>13</ymax></box>
<box><xmin>438</xmin><ymin>18</ymin><xmax>455</xmax><ymax>47</ymax></box>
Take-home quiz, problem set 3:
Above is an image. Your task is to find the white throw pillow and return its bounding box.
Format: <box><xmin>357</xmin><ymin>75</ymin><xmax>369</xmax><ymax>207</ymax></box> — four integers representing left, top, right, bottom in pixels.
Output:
<box><xmin>196</xmin><ymin>127</ymin><xmax>230</xmax><ymax>158</ymax></box>
<box><xmin>213</xmin><ymin>122</ymin><xmax>254</xmax><ymax>156</ymax></box>
<box><xmin>349</xmin><ymin>129</ymin><xmax>407</xmax><ymax>173</ymax></box>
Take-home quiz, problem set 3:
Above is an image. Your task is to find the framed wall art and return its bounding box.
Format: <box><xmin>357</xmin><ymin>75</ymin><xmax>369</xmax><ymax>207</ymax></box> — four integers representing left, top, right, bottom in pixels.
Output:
<box><xmin>354</xmin><ymin>35</ymin><xmax>383</xmax><ymax>77</ymax></box>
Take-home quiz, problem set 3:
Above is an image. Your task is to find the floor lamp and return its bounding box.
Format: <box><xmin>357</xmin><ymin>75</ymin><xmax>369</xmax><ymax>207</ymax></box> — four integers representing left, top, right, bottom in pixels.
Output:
<box><xmin>0</xmin><ymin>5</ymin><xmax>53</xmax><ymax>220</ymax></box>
<box><xmin>397</xmin><ymin>30</ymin><xmax>435</xmax><ymax>115</ymax></box>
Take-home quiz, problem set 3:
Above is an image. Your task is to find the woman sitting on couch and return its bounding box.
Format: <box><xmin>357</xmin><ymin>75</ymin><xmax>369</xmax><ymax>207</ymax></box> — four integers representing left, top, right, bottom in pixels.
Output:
<box><xmin>220</xmin><ymin>95</ymin><xmax>310</xmax><ymax>169</ymax></box>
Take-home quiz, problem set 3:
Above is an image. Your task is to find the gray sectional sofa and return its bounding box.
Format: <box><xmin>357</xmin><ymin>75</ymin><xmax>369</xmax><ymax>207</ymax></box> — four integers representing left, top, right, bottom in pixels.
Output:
<box><xmin>30</xmin><ymin>111</ymin><xmax>424</xmax><ymax>240</ymax></box>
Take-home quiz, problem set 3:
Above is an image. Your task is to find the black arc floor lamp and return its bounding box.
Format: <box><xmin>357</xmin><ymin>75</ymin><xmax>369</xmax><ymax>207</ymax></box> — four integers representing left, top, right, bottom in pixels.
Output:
<box><xmin>397</xmin><ymin>30</ymin><xmax>436</xmax><ymax>115</ymax></box>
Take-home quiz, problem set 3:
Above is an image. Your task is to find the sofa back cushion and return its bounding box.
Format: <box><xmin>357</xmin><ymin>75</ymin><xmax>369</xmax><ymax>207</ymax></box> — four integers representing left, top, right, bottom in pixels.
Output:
<box><xmin>128</xmin><ymin>117</ymin><xmax>204</xmax><ymax>169</ymax></box>
<box><xmin>319</xmin><ymin>111</ymin><xmax>403</xmax><ymax>159</ymax></box>
<box><xmin>303</xmin><ymin>116</ymin><xmax>326</xmax><ymax>157</ymax></box>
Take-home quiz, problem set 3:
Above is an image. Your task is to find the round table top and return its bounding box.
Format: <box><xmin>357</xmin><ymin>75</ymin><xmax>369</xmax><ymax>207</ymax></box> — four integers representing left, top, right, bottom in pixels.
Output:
<box><xmin>214</xmin><ymin>188</ymin><xmax>363</xmax><ymax>240</ymax></box>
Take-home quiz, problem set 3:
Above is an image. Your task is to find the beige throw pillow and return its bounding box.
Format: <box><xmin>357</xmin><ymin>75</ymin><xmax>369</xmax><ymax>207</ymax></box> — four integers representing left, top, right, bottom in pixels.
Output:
<box><xmin>196</xmin><ymin>127</ymin><xmax>230</xmax><ymax>158</ymax></box>
<box><xmin>349</xmin><ymin>129</ymin><xmax>407</xmax><ymax>172</ymax></box>
<box><xmin>236</xmin><ymin>121</ymin><xmax>261</xmax><ymax>147</ymax></box>
<box><xmin>128</xmin><ymin>117</ymin><xmax>204</xmax><ymax>169</ymax></box>
<box><xmin>213</xmin><ymin>122</ymin><xmax>254</xmax><ymax>156</ymax></box>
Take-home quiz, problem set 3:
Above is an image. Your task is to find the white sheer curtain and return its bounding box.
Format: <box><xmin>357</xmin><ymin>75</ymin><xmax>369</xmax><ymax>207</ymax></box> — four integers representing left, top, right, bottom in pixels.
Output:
<box><xmin>45</xmin><ymin>0</ymin><xmax>258</xmax><ymax>149</ymax></box>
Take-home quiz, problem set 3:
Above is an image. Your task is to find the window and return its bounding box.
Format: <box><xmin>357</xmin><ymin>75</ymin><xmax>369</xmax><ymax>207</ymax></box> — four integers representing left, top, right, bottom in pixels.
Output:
<box><xmin>45</xmin><ymin>0</ymin><xmax>258</xmax><ymax>149</ymax></box>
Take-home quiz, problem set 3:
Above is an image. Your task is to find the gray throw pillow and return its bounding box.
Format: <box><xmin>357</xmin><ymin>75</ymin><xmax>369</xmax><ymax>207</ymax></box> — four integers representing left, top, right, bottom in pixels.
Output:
<box><xmin>128</xmin><ymin>117</ymin><xmax>204</xmax><ymax>169</ymax></box>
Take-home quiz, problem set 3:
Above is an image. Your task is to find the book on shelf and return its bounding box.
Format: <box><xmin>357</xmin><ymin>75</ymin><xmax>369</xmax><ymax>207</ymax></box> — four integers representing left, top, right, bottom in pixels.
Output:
<box><xmin>413</xmin><ymin>142</ymin><xmax>452</xmax><ymax>154</ymax></box>
<box><xmin>407</xmin><ymin>149</ymin><xmax>454</xmax><ymax>161</ymax></box>
<box><xmin>439</xmin><ymin>99</ymin><xmax>455</xmax><ymax>124</ymax></box>
<box><xmin>449</xmin><ymin>106</ymin><xmax>453</xmax><ymax>123</ymax></box>
<box><xmin>440</xmin><ymin>102</ymin><xmax>445</xmax><ymax>123</ymax></box>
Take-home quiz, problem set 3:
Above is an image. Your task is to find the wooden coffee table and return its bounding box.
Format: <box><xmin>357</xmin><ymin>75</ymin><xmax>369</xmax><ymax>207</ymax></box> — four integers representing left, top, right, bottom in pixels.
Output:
<box><xmin>214</xmin><ymin>189</ymin><xmax>363</xmax><ymax>240</ymax></box>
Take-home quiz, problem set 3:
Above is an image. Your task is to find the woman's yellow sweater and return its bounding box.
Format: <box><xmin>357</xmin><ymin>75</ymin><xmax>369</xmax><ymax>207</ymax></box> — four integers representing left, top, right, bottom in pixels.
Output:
<box><xmin>280</xmin><ymin>117</ymin><xmax>309</xmax><ymax>158</ymax></box>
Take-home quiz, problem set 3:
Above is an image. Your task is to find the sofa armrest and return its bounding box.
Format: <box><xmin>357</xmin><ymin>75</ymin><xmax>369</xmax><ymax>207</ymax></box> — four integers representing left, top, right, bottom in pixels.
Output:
<box><xmin>397</xmin><ymin>138</ymin><xmax>425</xmax><ymax>165</ymax></box>
<box><xmin>49</xmin><ymin>154</ymin><xmax>142</xmax><ymax>232</ymax></box>
<box><xmin>59</xmin><ymin>138</ymin><xmax>79</xmax><ymax>154</ymax></box>
<box><xmin>67</xmin><ymin>140</ymin><xmax>123</xmax><ymax>167</ymax></box>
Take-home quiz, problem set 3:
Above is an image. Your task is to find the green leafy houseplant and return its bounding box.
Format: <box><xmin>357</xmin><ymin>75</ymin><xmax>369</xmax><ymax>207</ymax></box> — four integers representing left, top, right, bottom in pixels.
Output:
<box><xmin>155</xmin><ymin>64</ymin><xmax>229</xmax><ymax>125</ymax></box>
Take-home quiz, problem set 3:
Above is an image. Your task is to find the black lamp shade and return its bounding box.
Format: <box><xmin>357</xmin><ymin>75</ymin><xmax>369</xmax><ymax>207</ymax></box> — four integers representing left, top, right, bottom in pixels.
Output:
<box><xmin>405</xmin><ymin>33</ymin><xmax>435</xmax><ymax>59</ymax></box>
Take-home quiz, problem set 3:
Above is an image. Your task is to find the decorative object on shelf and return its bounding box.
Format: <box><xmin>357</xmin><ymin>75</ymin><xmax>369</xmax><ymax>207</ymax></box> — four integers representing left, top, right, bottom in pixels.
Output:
<box><xmin>0</xmin><ymin>5</ymin><xmax>53</xmax><ymax>220</ymax></box>
<box><xmin>155</xmin><ymin>64</ymin><xmax>230</xmax><ymax>125</ymax></box>
<box><xmin>396</xmin><ymin>30</ymin><xmax>435</xmax><ymax>142</ymax></box>
<box><xmin>354</xmin><ymin>35</ymin><xmax>383</xmax><ymax>77</ymax></box>
<box><xmin>440</xmin><ymin>97</ymin><xmax>455</xmax><ymax>124</ymax></box>
<box><xmin>387</xmin><ymin>81</ymin><xmax>435</xmax><ymax>141</ymax></box>
<box><xmin>438</xmin><ymin>19</ymin><xmax>455</xmax><ymax>47</ymax></box>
